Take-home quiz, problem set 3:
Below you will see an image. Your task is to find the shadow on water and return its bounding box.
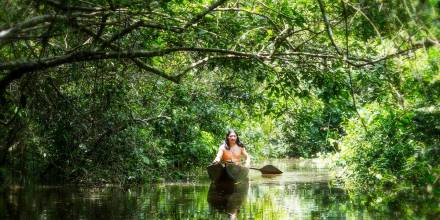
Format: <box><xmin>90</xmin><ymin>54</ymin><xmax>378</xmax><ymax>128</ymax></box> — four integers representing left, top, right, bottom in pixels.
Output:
<box><xmin>0</xmin><ymin>159</ymin><xmax>437</xmax><ymax>219</ymax></box>
<box><xmin>207</xmin><ymin>180</ymin><xmax>249</xmax><ymax>220</ymax></box>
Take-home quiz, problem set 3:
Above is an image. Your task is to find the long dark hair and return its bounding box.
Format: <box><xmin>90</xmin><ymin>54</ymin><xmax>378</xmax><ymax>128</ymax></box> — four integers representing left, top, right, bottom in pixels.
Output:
<box><xmin>224</xmin><ymin>129</ymin><xmax>244</xmax><ymax>150</ymax></box>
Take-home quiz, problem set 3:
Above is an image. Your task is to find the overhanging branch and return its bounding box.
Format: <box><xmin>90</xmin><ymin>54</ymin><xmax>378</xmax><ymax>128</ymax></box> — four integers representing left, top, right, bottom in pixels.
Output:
<box><xmin>0</xmin><ymin>47</ymin><xmax>267</xmax><ymax>95</ymax></box>
<box><xmin>317</xmin><ymin>0</ymin><xmax>342</xmax><ymax>55</ymax></box>
<box><xmin>0</xmin><ymin>13</ymin><xmax>104</xmax><ymax>42</ymax></box>
<box><xmin>0</xmin><ymin>47</ymin><xmax>266</xmax><ymax>71</ymax></box>
<box><xmin>183</xmin><ymin>0</ymin><xmax>228</xmax><ymax>29</ymax></box>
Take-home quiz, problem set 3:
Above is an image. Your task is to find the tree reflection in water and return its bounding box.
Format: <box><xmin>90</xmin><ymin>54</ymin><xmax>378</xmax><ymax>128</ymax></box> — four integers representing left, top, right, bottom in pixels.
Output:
<box><xmin>1</xmin><ymin>159</ymin><xmax>436</xmax><ymax>219</ymax></box>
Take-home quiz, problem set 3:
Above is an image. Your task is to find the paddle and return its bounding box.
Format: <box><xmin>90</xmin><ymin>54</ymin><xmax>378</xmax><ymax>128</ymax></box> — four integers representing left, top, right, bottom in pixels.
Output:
<box><xmin>249</xmin><ymin>165</ymin><xmax>283</xmax><ymax>174</ymax></box>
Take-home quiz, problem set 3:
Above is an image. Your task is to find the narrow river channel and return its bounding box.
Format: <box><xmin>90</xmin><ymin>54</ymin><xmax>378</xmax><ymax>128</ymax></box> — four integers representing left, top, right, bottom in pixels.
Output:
<box><xmin>0</xmin><ymin>159</ymin><xmax>433</xmax><ymax>219</ymax></box>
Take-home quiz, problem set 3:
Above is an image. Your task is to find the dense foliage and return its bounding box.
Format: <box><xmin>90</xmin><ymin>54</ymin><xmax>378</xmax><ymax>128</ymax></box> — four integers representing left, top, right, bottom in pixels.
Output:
<box><xmin>336</xmin><ymin>48</ymin><xmax>439</xmax><ymax>209</ymax></box>
<box><xmin>0</xmin><ymin>0</ymin><xmax>438</xmax><ymax>209</ymax></box>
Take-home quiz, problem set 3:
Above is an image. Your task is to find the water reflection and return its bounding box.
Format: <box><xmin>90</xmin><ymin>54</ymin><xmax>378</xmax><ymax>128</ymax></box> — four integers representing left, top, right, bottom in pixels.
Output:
<box><xmin>207</xmin><ymin>181</ymin><xmax>249</xmax><ymax>219</ymax></box>
<box><xmin>0</xmin><ymin>159</ymin><xmax>436</xmax><ymax>219</ymax></box>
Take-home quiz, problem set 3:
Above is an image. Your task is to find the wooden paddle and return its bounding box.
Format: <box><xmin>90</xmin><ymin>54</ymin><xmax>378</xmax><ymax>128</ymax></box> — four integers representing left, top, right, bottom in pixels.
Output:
<box><xmin>249</xmin><ymin>165</ymin><xmax>283</xmax><ymax>174</ymax></box>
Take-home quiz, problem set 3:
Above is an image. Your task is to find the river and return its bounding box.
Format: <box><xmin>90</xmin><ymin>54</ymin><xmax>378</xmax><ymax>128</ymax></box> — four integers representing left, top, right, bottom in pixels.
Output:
<box><xmin>0</xmin><ymin>159</ymin><xmax>434</xmax><ymax>219</ymax></box>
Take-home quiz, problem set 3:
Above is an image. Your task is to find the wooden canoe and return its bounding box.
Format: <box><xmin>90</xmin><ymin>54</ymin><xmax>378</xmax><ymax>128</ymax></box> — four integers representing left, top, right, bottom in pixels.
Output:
<box><xmin>207</xmin><ymin>162</ymin><xmax>249</xmax><ymax>183</ymax></box>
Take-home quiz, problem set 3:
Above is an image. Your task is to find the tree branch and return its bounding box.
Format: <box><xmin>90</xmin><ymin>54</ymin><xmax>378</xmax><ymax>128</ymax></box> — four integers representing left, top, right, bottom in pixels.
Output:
<box><xmin>71</xmin><ymin>22</ymin><xmax>179</xmax><ymax>82</ymax></box>
<box><xmin>93</xmin><ymin>14</ymin><xmax>109</xmax><ymax>42</ymax></box>
<box><xmin>341</xmin><ymin>0</ymin><xmax>368</xmax><ymax>132</ymax></box>
<box><xmin>0</xmin><ymin>47</ymin><xmax>267</xmax><ymax>96</ymax></box>
<box><xmin>0</xmin><ymin>47</ymin><xmax>266</xmax><ymax>71</ymax></box>
<box><xmin>183</xmin><ymin>0</ymin><xmax>228</xmax><ymax>29</ymax></box>
<box><xmin>352</xmin><ymin>42</ymin><xmax>429</xmax><ymax>67</ymax></box>
<box><xmin>0</xmin><ymin>12</ymin><xmax>104</xmax><ymax>42</ymax></box>
<box><xmin>44</xmin><ymin>0</ymin><xmax>107</xmax><ymax>12</ymax></box>
<box><xmin>213</xmin><ymin>8</ymin><xmax>281</xmax><ymax>31</ymax></box>
<box><xmin>174</xmin><ymin>54</ymin><xmax>250</xmax><ymax>80</ymax></box>
<box><xmin>316</xmin><ymin>0</ymin><xmax>342</xmax><ymax>55</ymax></box>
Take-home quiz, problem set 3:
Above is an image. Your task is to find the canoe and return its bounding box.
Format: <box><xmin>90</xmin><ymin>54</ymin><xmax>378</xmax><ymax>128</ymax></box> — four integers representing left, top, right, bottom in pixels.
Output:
<box><xmin>207</xmin><ymin>162</ymin><xmax>249</xmax><ymax>183</ymax></box>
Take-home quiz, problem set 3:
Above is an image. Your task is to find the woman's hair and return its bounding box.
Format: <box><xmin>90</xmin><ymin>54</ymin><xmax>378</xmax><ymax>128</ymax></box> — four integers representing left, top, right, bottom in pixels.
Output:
<box><xmin>224</xmin><ymin>129</ymin><xmax>244</xmax><ymax>150</ymax></box>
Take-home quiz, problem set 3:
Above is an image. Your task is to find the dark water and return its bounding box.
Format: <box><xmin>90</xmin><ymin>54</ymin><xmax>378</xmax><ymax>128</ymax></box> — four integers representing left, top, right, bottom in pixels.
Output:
<box><xmin>0</xmin><ymin>159</ymin><xmax>436</xmax><ymax>219</ymax></box>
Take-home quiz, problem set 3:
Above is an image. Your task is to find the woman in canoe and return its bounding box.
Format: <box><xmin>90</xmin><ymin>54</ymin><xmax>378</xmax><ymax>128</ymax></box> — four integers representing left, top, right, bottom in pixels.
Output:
<box><xmin>213</xmin><ymin>129</ymin><xmax>251</xmax><ymax>167</ymax></box>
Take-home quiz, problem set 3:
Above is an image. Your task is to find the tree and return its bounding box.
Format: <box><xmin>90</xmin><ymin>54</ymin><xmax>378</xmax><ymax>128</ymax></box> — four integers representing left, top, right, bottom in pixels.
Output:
<box><xmin>0</xmin><ymin>0</ymin><xmax>437</xmax><ymax>184</ymax></box>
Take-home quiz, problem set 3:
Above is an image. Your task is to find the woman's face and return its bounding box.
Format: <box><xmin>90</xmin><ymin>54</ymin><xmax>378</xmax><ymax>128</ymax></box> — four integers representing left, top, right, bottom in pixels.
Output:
<box><xmin>227</xmin><ymin>132</ymin><xmax>237</xmax><ymax>144</ymax></box>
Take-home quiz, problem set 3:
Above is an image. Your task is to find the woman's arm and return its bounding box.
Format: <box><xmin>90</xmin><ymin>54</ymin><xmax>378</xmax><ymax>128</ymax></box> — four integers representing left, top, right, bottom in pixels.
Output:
<box><xmin>242</xmin><ymin>147</ymin><xmax>251</xmax><ymax>167</ymax></box>
<box><xmin>213</xmin><ymin>144</ymin><xmax>224</xmax><ymax>163</ymax></box>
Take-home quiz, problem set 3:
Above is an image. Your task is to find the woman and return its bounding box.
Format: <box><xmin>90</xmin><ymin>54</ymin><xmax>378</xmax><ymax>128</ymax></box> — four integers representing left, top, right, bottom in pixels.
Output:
<box><xmin>213</xmin><ymin>129</ymin><xmax>251</xmax><ymax>167</ymax></box>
